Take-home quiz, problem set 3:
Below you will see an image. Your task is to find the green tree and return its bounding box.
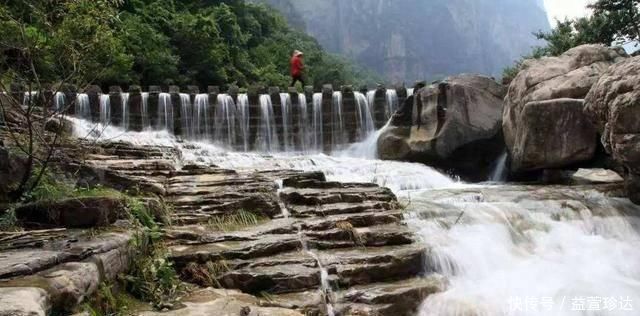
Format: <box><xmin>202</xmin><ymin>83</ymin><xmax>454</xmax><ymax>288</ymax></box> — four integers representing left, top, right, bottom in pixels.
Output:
<box><xmin>590</xmin><ymin>0</ymin><xmax>640</xmax><ymax>44</ymax></box>
<box><xmin>0</xmin><ymin>0</ymin><xmax>129</xmax><ymax>201</ymax></box>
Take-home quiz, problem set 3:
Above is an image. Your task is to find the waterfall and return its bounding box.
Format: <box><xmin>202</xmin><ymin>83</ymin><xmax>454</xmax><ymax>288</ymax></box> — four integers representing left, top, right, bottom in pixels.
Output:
<box><xmin>331</xmin><ymin>91</ymin><xmax>345</xmax><ymax>150</ymax></box>
<box><xmin>214</xmin><ymin>94</ymin><xmax>236</xmax><ymax>148</ymax></box>
<box><xmin>298</xmin><ymin>93</ymin><xmax>310</xmax><ymax>153</ymax></box>
<box><xmin>366</xmin><ymin>90</ymin><xmax>376</xmax><ymax>112</ymax></box>
<box><xmin>75</xmin><ymin>94</ymin><xmax>90</xmax><ymax>120</ymax></box>
<box><xmin>157</xmin><ymin>93</ymin><xmax>173</xmax><ymax>131</ymax></box>
<box><xmin>23</xmin><ymin>91</ymin><xmax>37</xmax><ymax>107</ymax></box>
<box><xmin>237</xmin><ymin>94</ymin><xmax>250</xmax><ymax>152</ymax></box>
<box><xmin>180</xmin><ymin>93</ymin><xmax>193</xmax><ymax>139</ymax></box>
<box><xmin>193</xmin><ymin>94</ymin><xmax>210</xmax><ymax>140</ymax></box>
<box><xmin>354</xmin><ymin>92</ymin><xmax>375</xmax><ymax>138</ymax></box>
<box><xmin>54</xmin><ymin>92</ymin><xmax>65</xmax><ymax>112</ymax></box>
<box><xmin>489</xmin><ymin>152</ymin><xmax>508</xmax><ymax>182</ymax></box>
<box><xmin>297</xmin><ymin>225</ymin><xmax>336</xmax><ymax>316</ymax></box>
<box><xmin>141</xmin><ymin>92</ymin><xmax>149</xmax><ymax>129</ymax></box>
<box><xmin>407</xmin><ymin>88</ymin><xmax>415</xmax><ymax>96</ymax></box>
<box><xmin>279</xmin><ymin>93</ymin><xmax>292</xmax><ymax>152</ymax></box>
<box><xmin>257</xmin><ymin>94</ymin><xmax>279</xmax><ymax>152</ymax></box>
<box><xmin>386</xmin><ymin>89</ymin><xmax>398</xmax><ymax>118</ymax></box>
<box><xmin>122</xmin><ymin>93</ymin><xmax>130</xmax><ymax>130</ymax></box>
<box><xmin>312</xmin><ymin>93</ymin><xmax>323</xmax><ymax>152</ymax></box>
<box><xmin>99</xmin><ymin>94</ymin><xmax>110</xmax><ymax>125</ymax></box>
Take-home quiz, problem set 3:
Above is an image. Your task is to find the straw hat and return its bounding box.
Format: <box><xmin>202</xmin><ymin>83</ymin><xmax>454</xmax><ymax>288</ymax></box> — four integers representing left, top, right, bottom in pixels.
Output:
<box><xmin>293</xmin><ymin>50</ymin><xmax>304</xmax><ymax>57</ymax></box>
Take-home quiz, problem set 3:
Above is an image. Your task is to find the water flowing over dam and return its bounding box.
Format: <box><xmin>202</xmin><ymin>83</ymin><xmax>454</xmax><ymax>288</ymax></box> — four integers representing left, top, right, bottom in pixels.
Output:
<box><xmin>17</xmin><ymin>80</ymin><xmax>638</xmax><ymax>316</ymax></box>
<box><xmin>69</xmin><ymin>108</ymin><xmax>640</xmax><ymax>316</ymax></box>
<box><xmin>50</xmin><ymin>85</ymin><xmax>411</xmax><ymax>153</ymax></box>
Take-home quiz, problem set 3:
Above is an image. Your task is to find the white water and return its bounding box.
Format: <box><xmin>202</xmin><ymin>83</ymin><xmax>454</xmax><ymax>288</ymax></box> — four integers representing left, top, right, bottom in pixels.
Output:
<box><xmin>141</xmin><ymin>92</ymin><xmax>150</xmax><ymax>129</ymax></box>
<box><xmin>157</xmin><ymin>93</ymin><xmax>173</xmax><ymax>131</ymax></box>
<box><xmin>122</xmin><ymin>93</ymin><xmax>130</xmax><ymax>130</ymax></box>
<box><xmin>489</xmin><ymin>152</ymin><xmax>509</xmax><ymax>182</ymax></box>
<box><xmin>409</xmin><ymin>190</ymin><xmax>640</xmax><ymax>316</ymax></box>
<box><xmin>75</xmin><ymin>94</ymin><xmax>90</xmax><ymax>120</ymax></box>
<box><xmin>99</xmin><ymin>94</ymin><xmax>110</xmax><ymax>125</ymax></box>
<box><xmin>54</xmin><ymin>92</ymin><xmax>65</xmax><ymax>111</ymax></box>
<box><xmin>193</xmin><ymin>94</ymin><xmax>210</xmax><ymax>141</ymax></box>
<box><xmin>297</xmin><ymin>225</ymin><xmax>336</xmax><ymax>316</ymax></box>
<box><xmin>69</xmin><ymin>117</ymin><xmax>640</xmax><ymax>316</ymax></box>
<box><xmin>180</xmin><ymin>93</ymin><xmax>193</xmax><ymax>139</ymax></box>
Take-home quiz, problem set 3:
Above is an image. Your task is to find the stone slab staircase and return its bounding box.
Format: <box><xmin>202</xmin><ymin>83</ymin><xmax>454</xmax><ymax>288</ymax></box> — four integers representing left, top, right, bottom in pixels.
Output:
<box><xmin>0</xmin><ymin>141</ymin><xmax>445</xmax><ymax>316</ymax></box>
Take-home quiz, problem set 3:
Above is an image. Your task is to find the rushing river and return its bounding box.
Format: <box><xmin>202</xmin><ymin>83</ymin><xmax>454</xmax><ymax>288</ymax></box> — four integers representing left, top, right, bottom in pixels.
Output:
<box><xmin>72</xmin><ymin>118</ymin><xmax>640</xmax><ymax>316</ymax></box>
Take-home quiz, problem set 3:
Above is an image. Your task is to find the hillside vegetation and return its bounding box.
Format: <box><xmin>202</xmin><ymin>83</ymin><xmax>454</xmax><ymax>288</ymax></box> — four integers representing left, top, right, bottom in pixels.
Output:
<box><xmin>0</xmin><ymin>0</ymin><xmax>380</xmax><ymax>89</ymax></box>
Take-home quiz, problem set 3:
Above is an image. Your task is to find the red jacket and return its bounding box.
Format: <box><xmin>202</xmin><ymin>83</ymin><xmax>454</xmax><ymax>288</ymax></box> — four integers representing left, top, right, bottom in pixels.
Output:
<box><xmin>290</xmin><ymin>56</ymin><xmax>304</xmax><ymax>77</ymax></box>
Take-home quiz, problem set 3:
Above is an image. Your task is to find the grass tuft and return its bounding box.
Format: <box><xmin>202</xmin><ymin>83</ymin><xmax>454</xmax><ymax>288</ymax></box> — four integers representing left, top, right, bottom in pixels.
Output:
<box><xmin>208</xmin><ymin>210</ymin><xmax>266</xmax><ymax>232</ymax></box>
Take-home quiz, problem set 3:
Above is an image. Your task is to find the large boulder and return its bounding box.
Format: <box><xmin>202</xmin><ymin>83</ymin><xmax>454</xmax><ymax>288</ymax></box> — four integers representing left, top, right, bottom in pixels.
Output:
<box><xmin>584</xmin><ymin>56</ymin><xmax>640</xmax><ymax>203</ymax></box>
<box><xmin>377</xmin><ymin>74</ymin><xmax>506</xmax><ymax>180</ymax></box>
<box><xmin>503</xmin><ymin>44</ymin><xmax>627</xmax><ymax>173</ymax></box>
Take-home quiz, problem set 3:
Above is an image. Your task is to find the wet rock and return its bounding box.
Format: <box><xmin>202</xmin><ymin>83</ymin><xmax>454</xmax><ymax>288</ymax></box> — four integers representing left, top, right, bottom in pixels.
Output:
<box><xmin>0</xmin><ymin>287</ymin><xmax>50</xmax><ymax>316</ymax></box>
<box><xmin>339</xmin><ymin>276</ymin><xmax>446</xmax><ymax>316</ymax></box>
<box><xmin>571</xmin><ymin>168</ymin><xmax>623</xmax><ymax>184</ymax></box>
<box><xmin>138</xmin><ymin>288</ymin><xmax>304</xmax><ymax>316</ymax></box>
<box><xmin>503</xmin><ymin>44</ymin><xmax>627</xmax><ymax>173</ymax></box>
<box><xmin>0</xmin><ymin>233</ymin><xmax>132</xmax><ymax>313</ymax></box>
<box><xmin>44</xmin><ymin>118</ymin><xmax>72</xmax><ymax>135</ymax></box>
<box><xmin>377</xmin><ymin>74</ymin><xmax>506</xmax><ymax>181</ymax></box>
<box><xmin>584</xmin><ymin>56</ymin><xmax>640</xmax><ymax>203</ymax></box>
<box><xmin>0</xmin><ymin>146</ymin><xmax>28</xmax><ymax>203</ymax></box>
<box><xmin>508</xmin><ymin>98</ymin><xmax>597</xmax><ymax>171</ymax></box>
<box><xmin>14</xmin><ymin>197</ymin><xmax>126</xmax><ymax>228</ymax></box>
<box><xmin>0</xmin><ymin>232</ymin><xmax>130</xmax><ymax>279</ymax></box>
<box><xmin>220</xmin><ymin>263</ymin><xmax>321</xmax><ymax>294</ymax></box>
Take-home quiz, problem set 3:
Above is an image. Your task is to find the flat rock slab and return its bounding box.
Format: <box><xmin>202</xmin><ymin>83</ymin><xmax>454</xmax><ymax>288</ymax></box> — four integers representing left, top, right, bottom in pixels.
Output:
<box><xmin>572</xmin><ymin>168</ymin><xmax>624</xmax><ymax>184</ymax></box>
<box><xmin>0</xmin><ymin>232</ymin><xmax>130</xmax><ymax>279</ymax></box>
<box><xmin>138</xmin><ymin>288</ymin><xmax>303</xmax><ymax>316</ymax></box>
<box><xmin>0</xmin><ymin>287</ymin><xmax>50</xmax><ymax>316</ymax></box>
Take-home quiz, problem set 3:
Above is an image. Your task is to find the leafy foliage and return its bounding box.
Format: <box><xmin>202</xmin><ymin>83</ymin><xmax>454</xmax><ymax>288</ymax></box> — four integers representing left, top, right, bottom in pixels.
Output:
<box><xmin>0</xmin><ymin>0</ymin><xmax>379</xmax><ymax>88</ymax></box>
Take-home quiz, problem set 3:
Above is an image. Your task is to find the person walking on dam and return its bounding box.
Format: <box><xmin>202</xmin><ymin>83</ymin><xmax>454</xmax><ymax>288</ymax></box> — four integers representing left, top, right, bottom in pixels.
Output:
<box><xmin>290</xmin><ymin>50</ymin><xmax>305</xmax><ymax>88</ymax></box>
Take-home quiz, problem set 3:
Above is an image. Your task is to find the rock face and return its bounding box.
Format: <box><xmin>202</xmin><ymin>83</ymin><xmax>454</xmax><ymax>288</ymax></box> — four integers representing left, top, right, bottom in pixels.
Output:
<box><xmin>15</xmin><ymin>197</ymin><xmax>126</xmax><ymax>228</ymax></box>
<box><xmin>255</xmin><ymin>0</ymin><xmax>549</xmax><ymax>82</ymax></box>
<box><xmin>377</xmin><ymin>74</ymin><xmax>506</xmax><ymax>180</ymax></box>
<box><xmin>584</xmin><ymin>56</ymin><xmax>640</xmax><ymax>203</ymax></box>
<box><xmin>503</xmin><ymin>44</ymin><xmax>628</xmax><ymax>173</ymax></box>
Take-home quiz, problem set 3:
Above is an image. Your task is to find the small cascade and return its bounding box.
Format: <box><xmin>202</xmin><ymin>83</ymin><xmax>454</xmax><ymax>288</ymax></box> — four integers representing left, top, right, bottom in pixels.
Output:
<box><xmin>214</xmin><ymin>94</ymin><xmax>237</xmax><ymax>148</ymax></box>
<box><xmin>54</xmin><ymin>92</ymin><xmax>65</xmax><ymax>112</ymax></box>
<box><xmin>297</xmin><ymin>225</ymin><xmax>336</xmax><ymax>316</ymax></box>
<box><xmin>99</xmin><ymin>94</ymin><xmax>111</xmax><ymax>125</ymax></box>
<box><xmin>331</xmin><ymin>91</ymin><xmax>345</xmax><ymax>150</ymax></box>
<box><xmin>366</xmin><ymin>90</ymin><xmax>376</xmax><ymax>112</ymax></box>
<box><xmin>141</xmin><ymin>92</ymin><xmax>149</xmax><ymax>129</ymax></box>
<box><xmin>275</xmin><ymin>180</ymin><xmax>290</xmax><ymax>218</ymax></box>
<box><xmin>236</xmin><ymin>94</ymin><xmax>250</xmax><ymax>152</ymax></box>
<box><xmin>489</xmin><ymin>152</ymin><xmax>508</xmax><ymax>182</ymax></box>
<box><xmin>298</xmin><ymin>93</ymin><xmax>310</xmax><ymax>153</ymax></box>
<box><xmin>386</xmin><ymin>89</ymin><xmax>398</xmax><ymax>118</ymax></box>
<box><xmin>257</xmin><ymin>94</ymin><xmax>279</xmax><ymax>152</ymax></box>
<box><xmin>157</xmin><ymin>93</ymin><xmax>173</xmax><ymax>131</ymax></box>
<box><xmin>312</xmin><ymin>93</ymin><xmax>323</xmax><ymax>152</ymax></box>
<box><xmin>279</xmin><ymin>93</ymin><xmax>293</xmax><ymax>152</ymax></box>
<box><xmin>354</xmin><ymin>92</ymin><xmax>375</xmax><ymax>138</ymax></box>
<box><xmin>192</xmin><ymin>94</ymin><xmax>210</xmax><ymax>140</ymax></box>
<box><xmin>121</xmin><ymin>92</ymin><xmax>130</xmax><ymax>129</ymax></box>
<box><xmin>180</xmin><ymin>93</ymin><xmax>193</xmax><ymax>139</ymax></box>
<box><xmin>75</xmin><ymin>94</ymin><xmax>91</xmax><ymax>120</ymax></box>
<box><xmin>22</xmin><ymin>91</ymin><xmax>37</xmax><ymax>107</ymax></box>
<box><xmin>407</xmin><ymin>88</ymin><xmax>415</xmax><ymax>96</ymax></box>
